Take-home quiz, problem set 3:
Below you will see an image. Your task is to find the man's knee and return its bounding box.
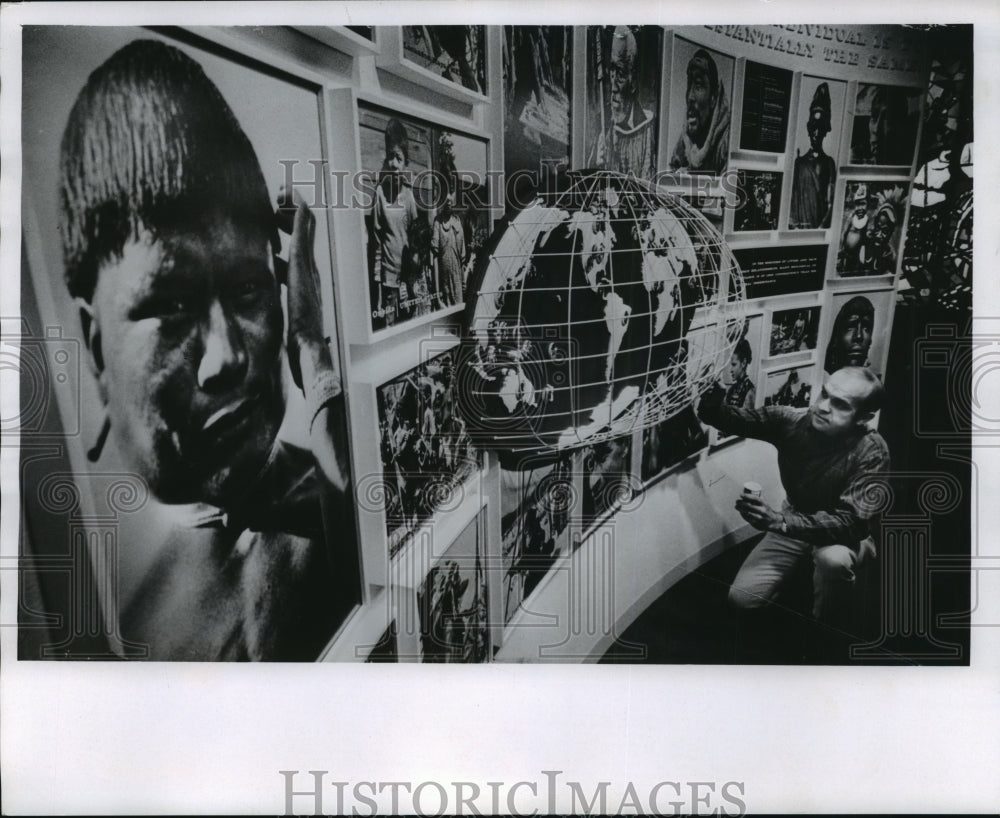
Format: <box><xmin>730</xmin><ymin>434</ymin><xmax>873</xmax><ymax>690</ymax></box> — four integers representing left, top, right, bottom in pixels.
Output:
<box><xmin>814</xmin><ymin>545</ymin><xmax>857</xmax><ymax>581</ymax></box>
<box><xmin>728</xmin><ymin>582</ymin><xmax>768</xmax><ymax>611</ymax></box>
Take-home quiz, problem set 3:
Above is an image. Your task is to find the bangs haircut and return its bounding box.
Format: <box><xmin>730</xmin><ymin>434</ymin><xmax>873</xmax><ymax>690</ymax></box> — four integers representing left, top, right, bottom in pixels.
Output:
<box><xmin>59</xmin><ymin>39</ymin><xmax>277</xmax><ymax>302</ymax></box>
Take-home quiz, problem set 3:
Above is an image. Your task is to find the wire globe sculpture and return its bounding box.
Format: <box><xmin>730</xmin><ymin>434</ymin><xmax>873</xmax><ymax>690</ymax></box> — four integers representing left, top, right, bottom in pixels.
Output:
<box><xmin>458</xmin><ymin>170</ymin><xmax>746</xmax><ymax>459</ymax></box>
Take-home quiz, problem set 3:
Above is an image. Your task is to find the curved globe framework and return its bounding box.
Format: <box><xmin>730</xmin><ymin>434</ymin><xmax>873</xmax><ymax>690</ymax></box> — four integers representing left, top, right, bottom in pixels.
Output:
<box><xmin>459</xmin><ymin>170</ymin><xmax>747</xmax><ymax>459</ymax></box>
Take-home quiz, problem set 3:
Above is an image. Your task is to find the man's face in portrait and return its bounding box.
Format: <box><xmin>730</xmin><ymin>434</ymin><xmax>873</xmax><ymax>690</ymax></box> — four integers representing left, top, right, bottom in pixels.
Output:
<box><xmin>86</xmin><ymin>214</ymin><xmax>285</xmax><ymax>506</ymax></box>
<box><xmin>729</xmin><ymin>353</ymin><xmax>747</xmax><ymax>383</ymax></box>
<box><xmin>609</xmin><ymin>29</ymin><xmax>638</xmax><ymax>127</ymax></box>
<box><xmin>685</xmin><ymin>63</ymin><xmax>715</xmax><ymax>145</ymax></box>
<box><xmin>836</xmin><ymin>305</ymin><xmax>874</xmax><ymax>368</ymax></box>
<box><xmin>807</xmin><ymin>112</ymin><xmax>829</xmax><ymax>153</ymax></box>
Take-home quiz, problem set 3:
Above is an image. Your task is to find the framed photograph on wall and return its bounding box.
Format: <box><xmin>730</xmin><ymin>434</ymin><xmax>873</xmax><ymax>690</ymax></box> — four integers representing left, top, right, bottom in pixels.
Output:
<box><xmin>19</xmin><ymin>27</ymin><xmax>363</xmax><ymax>661</ymax></box>
<box><xmin>768</xmin><ymin>306</ymin><xmax>821</xmax><ymax>359</ymax></box>
<box><xmin>709</xmin><ymin>313</ymin><xmax>765</xmax><ymax>445</ymax></box>
<box><xmin>376</xmin><ymin>347</ymin><xmax>483</xmax><ymax>558</ymax></box>
<box><xmin>739</xmin><ymin>60</ymin><xmax>793</xmax><ymax>154</ymax></box>
<box><xmin>416</xmin><ymin>507</ymin><xmax>491</xmax><ymax>663</ymax></box>
<box><xmin>581</xmin><ymin>434</ymin><xmax>635</xmax><ymax>527</ymax></box>
<box><xmin>763</xmin><ymin>363</ymin><xmax>816</xmax><ymax>409</ymax></box>
<box><xmin>374</xmin><ymin>26</ymin><xmax>488</xmax><ymax>103</ymax></box>
<box><xmin>359</xmin><ymin>102</ymin><xmax>489</xmax><ymax>335</ymax></box>
<box><xmin>584</xmin><ymin>25</ymin><xmax>662</xmax><ymax>180</ymax></box>
<box><xmin>500</xmin><ymin>453</ymin><xmax>574</xmax><ymax>626</ymax></box>
<box><xmin>503</xmin><ymin>26</ymin><xmax>572</xmax><ymax>204</ymax></box>
<box><xmin>639</xmin><ymin>405</ymin><xmax>709</xmax><ymax>484</ymax></box>
<box><xmin>666</xmin><ymin>36</ymin><xmax>735</xmax><ymax>176</ymax></box>
<box><xmin>835</xmin><ymin>179</ymin><xmax>909</xmax><ymax>278</ymax></box>
<box><xmin>733</xmin><ymin>169</ymin><xmax>782</xmax><ymax>232</ymax></box>
<box><xmin>822</xmin><ymin>288</ymin><xmax>895</xmax><ymax>379</ymax></box>
<box><xmin>787</xmin><ymin>75</ymin><xmax>847</xmax><ymax>231</ymax></box>
<box><xmin>848</xmin><ymin>82</ymin><xmax>922</xmax><ymax>167</ymax></box>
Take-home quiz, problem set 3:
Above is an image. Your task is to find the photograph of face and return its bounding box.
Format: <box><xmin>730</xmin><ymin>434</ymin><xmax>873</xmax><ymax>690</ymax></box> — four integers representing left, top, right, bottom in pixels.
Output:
<box><xmin>733</xmin><ymin>170</ymin><xmax>782</xmax><ymax>232</ymax></box>
<box><xmin>789</xmin><ymin>76</ymin><xmax>845</xmax><ymax>230</ymax></box>
<box><xmin>667</xmin><ymin>38</ymin><xmax>734</xmax><ymax>175</ymax></box>
<box><xmin>836</xmin><ymin>181</ymin><xmax>908</xmax><ymax>277</ymax></box>
<box><xmin>710</xmin><ymin>314</ymin><xmax>763</xmax><ymax>444</ymax></box>
<box><xmin>361</xmin><ymin>105</ymin><xmax>488</xmax><ymax>331</ymax></box>
<box><xmin>764</xmin><ymin>364</ymin><xmax>815</xmax><ymax>409</ymax></box>
<box><xmin>417</xmin><ymin>512</ymin><xmax>489</xmax><ymax>663</ymax></box>
<box><xmin>581</xmin><ymin>435</ymin><xmax>633</xmax><ymax>524</ymax></box>
<box><xmin>640</xmin><ymin>404</ymin><xmax>709</xmax><ymax>482</ymax></box>
<box><xmin>402</xmin><ymin>26</ymin><xmax>487</xmax><ymax>95</ymax></box>
<box><xmin>850</xmin><ymin>83</ymin><xmax>921</xmax><ymax>166</ymax></box>
<box><xmin>769</xmin><ymin>307</ymin><xmax>820</xmax><ymax>357</ymax></box>
<box><xmin>585</xmin><ymin>26</ymin><xmax>662</xmax><ymax>180</ymax></box>
<box><xmin>503</xmin><ymin>26</ymin><xmax>572</xmax><ymax>199</ymax></box>
<box><xmin>500</xmin><ymin>455</ymin><xmax>573</xmax><ymax>624</ymax></box>
<box><xmin>20</xmin><ymin>28</ymin><xmax>360</xmax><ymax>661</ymax></box>
<box><xmin>377</xmin><ymin>350</ymin><xmax>481</xmax><ymax>556</ymax></box>
<box><xmin>823</xmin><ymin>290</ymin><xmax>893</xmax><ymax>376</ymax></box>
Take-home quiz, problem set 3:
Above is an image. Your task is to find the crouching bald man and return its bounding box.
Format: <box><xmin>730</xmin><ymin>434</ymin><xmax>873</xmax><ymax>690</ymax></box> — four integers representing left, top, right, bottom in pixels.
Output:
<box><xmin>697</xmin><ymin>367</ymin><xmax>890</xmax><ymax>640</ymax></box>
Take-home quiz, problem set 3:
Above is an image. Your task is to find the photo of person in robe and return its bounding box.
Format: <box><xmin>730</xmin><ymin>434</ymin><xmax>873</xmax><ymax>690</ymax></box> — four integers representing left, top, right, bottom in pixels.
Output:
<box><xmin>790</xmin><ymin>82</ymin><xmax>837</xmax><ymax>229</ymax></box>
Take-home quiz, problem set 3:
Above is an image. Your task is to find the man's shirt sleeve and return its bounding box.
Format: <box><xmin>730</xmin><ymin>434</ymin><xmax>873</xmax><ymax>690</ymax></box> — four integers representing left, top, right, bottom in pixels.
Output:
<box><xmin>781</xmin><ymin>436</ymin><xmax>891</xmax><ymax>548</ymax></box>
<box><xmin>697</xmin><ymin>397</ymin><xmax>796</xmax><ymax>444</ymax></box>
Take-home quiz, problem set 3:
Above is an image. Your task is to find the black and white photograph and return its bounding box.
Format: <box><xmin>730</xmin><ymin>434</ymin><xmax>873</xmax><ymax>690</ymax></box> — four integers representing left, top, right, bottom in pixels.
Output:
<box><xmin>822</xmin><ymin>289</ymin><xmax>894</xmax><ymax>377</ymax></box>
<box><xmin>733</xmin><ymin>169</ymin><xmax>782</xmax><ymax>232</ymax></box>
<box><xmin>836</xmin><ymin>180</ymin><xmax>908</xmax><ymax>276</ymax></box>
<box><xmin>417</xmin><ymin>511</ymin><xmax>489</xmax><ymax>662</ymax></box>
<box><xmin>763</xmin><ymin>363</ymin><xmax>815</xmax><ymax>408</ymax></box>
<box><xmin>667</xmin><ymin>37</ymin><xmax>735</xmax><ymax>175</ymax></box>
<box><xmin>17</xmin><ymin>27</ymin><xmax>362</xmax><ymax>662</ymax></box>
<box><xmin>739</xmin><ymin>60</ymin><xmax>792</xmax><ymax>154</ymax></box>
<box><xmin>585</xmin><ymin>25</ymin><xmax>662</xmax><ymax>180</ymax></box>
<box><xmin>503</xmin><ymin>26</ymin><xmax>572</xmax><ymax>200</ymax></box>
<box><xmin>580</xmin><ymin>435</ymin><xmax>633</xmax><ymax>525</ymax></box>
<box><xmin>849</xmin><ymin>82</ymin><xmax>922</xmax><ymax>166</ymax></box>
<box><xmin>376</xmin><ymin>350</ymin><xmax>481</xmax><ymax>556</ymax></box>
<box><xmin>768</xmin><ymin>306</ymin><xmax>820</xmax><ymax>357</ymax></box>
<box><xmin>402</xmin><ymin>25</ymin><xmax>487</xmax><ymax>95</ymax></box>
<box><xmin>361</xmin><ymin>104</ymin><xmax>488</xmax><ymax>331</ymax></box>
<box><xmin>500</xmin><ymin>454</ymin><xmax>573</xmax><ymax>624</ymax></box>
<box><xmin>788</xmin><ymin>76</ymin><xmax>846</xmax><ymax>230</ymax></box>
<box><xmin>5</xmin><ymin>14</ymin><xmax>991</xmax><ymax>816</ymax></box>
<box><xmin>639</xmin><ymin>405</ymin><xmax>709</xmax><ymax>482</ymax></box>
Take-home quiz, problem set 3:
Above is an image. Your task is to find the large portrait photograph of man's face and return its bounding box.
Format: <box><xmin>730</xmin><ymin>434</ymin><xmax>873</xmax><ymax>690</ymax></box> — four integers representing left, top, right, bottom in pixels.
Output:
<box><xmin>667</xmin><ymin>37</ymin><xmax>735</xmax><ymax>176</ymax></box>
<box><xmin>849</xmin><ymin>82</ymin><xmax>922</xmax><ymax>167</ymax></box>
<box><xmin>585</xmin><ymin>25</ymin><xmax>663</xmax><ymax>181</ymax></box>
<box><xmin>19</xmin><ymin>28</ymin><xmax>362</xmax><ymax>661</ymax></box>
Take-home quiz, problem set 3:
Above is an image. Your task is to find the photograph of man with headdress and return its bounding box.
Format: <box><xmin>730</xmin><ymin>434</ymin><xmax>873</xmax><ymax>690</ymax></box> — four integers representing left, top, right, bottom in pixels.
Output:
<box><xmin>668</xmin><ymin>40</ymin><xmax>733</xmax><ymax>175</ymax></box>
<box><xmin>789</xmin><ymin>79</ymin><xmax>840</xmax><ymax>230</ymax></box>
<box><xmin>585</xmin><ymin>25</ymin><xmax>662</xmax><ymax>180</ymax></box>
<box><xmin>837</xmin><ymin>181</ymin><xmax>908</xmax><ymax>276</ymax></box>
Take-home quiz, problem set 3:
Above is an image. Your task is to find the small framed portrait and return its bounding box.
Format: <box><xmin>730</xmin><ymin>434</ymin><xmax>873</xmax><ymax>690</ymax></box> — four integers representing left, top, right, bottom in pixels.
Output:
<box><xmin>584</xmin><ymin>25</ymin><xmax>663</xmax><ymax>180</ymax></box>
<box><xmin>768</xmin><ymin>306</ymin><xmax>821</xmax><ymax>358</ymax></box>
<box><xmin>763</xmin><ymin>364</ymin><xmax>817</xmax><ymax>409</ymax></box>
<box><xmin>848</xmin><ymin>83</ymin><xmax>922</xmax><ymax>167</ymax></box>
<box><xmin>788</xmin><ymin>76</ymin><xmax>847</xmax><ymax>230</ymax></box>
<box><xmin>503</xmin><ymin>26</ymin><xmax>573</xmax><ymax>203</ymax></box>
<box><xmin>359</xmin><ymin>102</ymin><xmax>489</xmax><ymax>335</ymax></box>
<box><xmin>666</xmin><ymin>36</ymin><xmax>735</xmax><ymax>176</ymax></box>
<box><xmin>376</xmin><ymin>348</ymin><xmax>483</xmax><ymax>557</ymax></box>
<box><xmin>739</xmin><ymin>60</ymin><xmax>793</xmax><ymax>154</ymax></box>
<box><xmin>822</xmin><ymin>289</ymin><xmax>895</xmax><ymax>378</ymax></box>
<box><xmin>500</xmin><ymin>453</ymin><xmax>575</xmax><ymax>626</ymax></box>
<box><xmin>835</xmin><ymin>180</ymin><xmax>909</xmax><ymax>277</ymax></box>
<box><xmin>581</xmin><ymin>434</ymin><xmax>635</xmax><ymax>526</ymax></box>
<box><xmin>416</xmin><ymin>508</ymin><xmax>491</xmax><ymax>663</ymax></box>
<box><xmin>376</xmin><ymin>26</ymin><xmax>488</xmax><ymax>102</ymax></box>
<box><xmin>733</xmin><ymin>170</ymin><xmax>782</xmax><ymax>232</ymax></box>
<box><xmin>707</xmin><ymin>314</ymin><xmax>764</xmax><ymax>445</ymax></box>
